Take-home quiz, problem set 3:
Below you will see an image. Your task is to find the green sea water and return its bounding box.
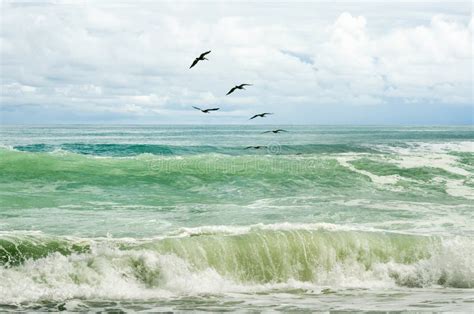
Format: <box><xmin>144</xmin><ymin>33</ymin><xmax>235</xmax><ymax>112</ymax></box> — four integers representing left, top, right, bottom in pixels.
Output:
<box><xmin>0</xmin><ymin>125</ymin><xmax>473</xmax><ymax>311</ymax></box>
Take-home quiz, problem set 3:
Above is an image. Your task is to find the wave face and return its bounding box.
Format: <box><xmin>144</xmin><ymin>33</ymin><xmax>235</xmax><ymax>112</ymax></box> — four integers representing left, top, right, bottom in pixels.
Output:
<box><xmin>1</xmin><ymin>226</ymin><xmax>473</xmax><ymax>306</ymax></box>
<box><xmin>12</xmin><ymin>143</ymin><xmax>380</xmax><ymax>156</ymax></box>
<box><xmin>0</xmin><ymin>125</ymin><xmax>473</xmax><ymax>311</ymax></box>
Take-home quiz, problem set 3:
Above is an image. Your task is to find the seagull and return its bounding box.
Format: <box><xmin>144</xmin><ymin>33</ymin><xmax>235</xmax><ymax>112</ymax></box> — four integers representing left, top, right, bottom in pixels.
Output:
<box><xmin>245</xmin><ymin>146</ymin><xmax>267</xmax><ymax>150</ymax></box>
<box><xmin>262</xmin><ymin>129</ymin><xmax>288</xmax><ymax>134</ymax></box>
<box><xmin>192</xmin><ymin>106</ymin><xmax>220</xmax><ymax>113</ymax></box>
<box><xmin>226</xmin><ymin>84</ymin><xmax>252</xmax><ymax>95</ymax></box>
<box><xmin>249</xmin><ymin>113</ymin><xmax>273</xmax><ymax>120</ymax></box>
<box><xmin>189</xmin><ymin>51</ymin><xmax>211</xmax><ymax>69</ymax></box>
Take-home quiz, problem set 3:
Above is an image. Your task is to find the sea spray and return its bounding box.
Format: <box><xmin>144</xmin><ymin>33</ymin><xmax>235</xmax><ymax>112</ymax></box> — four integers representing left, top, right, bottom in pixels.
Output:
<box><xmin>0</xmin><ymin>125</ymin><xmax>473</xmax><ymax>311</ymax></box>
<box><xmin>1</xmin><ymin>225</ymin><xmax>473</xmax><ymax>306</ymax></box>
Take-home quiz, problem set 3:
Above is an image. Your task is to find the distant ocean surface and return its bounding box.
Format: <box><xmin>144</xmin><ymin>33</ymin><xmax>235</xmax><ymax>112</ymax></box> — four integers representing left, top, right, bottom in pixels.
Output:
<box><xmin>0</xmin><ymin>125</ymin><xmax>473</xmax><ymax>311</ymax></box>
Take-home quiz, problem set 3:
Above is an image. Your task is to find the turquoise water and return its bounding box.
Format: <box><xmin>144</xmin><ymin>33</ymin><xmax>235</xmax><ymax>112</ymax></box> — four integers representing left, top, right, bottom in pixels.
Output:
<box><xmin>0</xmin><ymin>125</ymin><xmax>473</xmax><ymax>311</ymax></box>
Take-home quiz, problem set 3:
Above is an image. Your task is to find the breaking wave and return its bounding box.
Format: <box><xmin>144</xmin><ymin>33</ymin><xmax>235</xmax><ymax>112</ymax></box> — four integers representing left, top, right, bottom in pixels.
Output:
<box><xmin>1</xmin><ymin>224</ymin><xmax>473</xmax><ymax>304</ymax></box>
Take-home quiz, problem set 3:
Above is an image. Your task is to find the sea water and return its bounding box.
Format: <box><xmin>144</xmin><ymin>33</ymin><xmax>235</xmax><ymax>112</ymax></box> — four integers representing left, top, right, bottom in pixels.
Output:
<box><xmin>0</xmin><ymin>125</ymin><xmax>472</xmax><ymax>311</ymax></box>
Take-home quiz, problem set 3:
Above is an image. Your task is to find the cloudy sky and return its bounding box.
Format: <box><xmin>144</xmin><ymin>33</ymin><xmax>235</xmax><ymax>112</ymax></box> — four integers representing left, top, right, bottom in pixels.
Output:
<box><xmin>1</xmin><ymin>0</ymin><xmax>472</xmax><ymax>124</ymax></box>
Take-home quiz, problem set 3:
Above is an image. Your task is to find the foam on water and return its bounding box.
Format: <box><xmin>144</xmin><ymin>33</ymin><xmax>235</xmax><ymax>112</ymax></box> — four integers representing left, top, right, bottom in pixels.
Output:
<box><xmin>394</xmin><ymin>154</ymin><xmax>470</xmax><ymax>177</ymax></box>
<box><xmin>0</xmin><ymin>126</ymin><xmax>473</xmax><ymax>310</ymax></box>
<box><xmin>444</xmin><ymin>178</ymin><xmax>474</xmax><ymax>200</ymax></box>
<box><xmin>0</xmin><ymin>225</ymin><xmax>473</xmax><ymax>306</ymax></box>
<box><xmin>336</xmin><ymin>155</ymin><xmax>402</xmax><ymax>187</ymax></box>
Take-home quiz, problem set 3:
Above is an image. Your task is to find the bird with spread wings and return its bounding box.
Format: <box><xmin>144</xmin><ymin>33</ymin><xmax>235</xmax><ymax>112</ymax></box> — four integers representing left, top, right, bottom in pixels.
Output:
<box><xmin>226</xmin><ymin>84</ymin><xmax>252</xmax><ymax>95</ymax></box>
<box><xmin>249</xmin><ymin>112</ymin><xmax>273</xmax><ymax>120</ymax></box>
<box><xmin>190</xmin><ymin>51</ymin><xmax>211</xmax><ymax>69</ymax></box>
<box><xmin>262</xmin><ymin>129</ymin><xmax>288</xmax><ymax>134</ymax></box>
<box><xmin>192</xmin><ymin>106</ymin><xmax>220</xmax><ymax>113</ymax></box>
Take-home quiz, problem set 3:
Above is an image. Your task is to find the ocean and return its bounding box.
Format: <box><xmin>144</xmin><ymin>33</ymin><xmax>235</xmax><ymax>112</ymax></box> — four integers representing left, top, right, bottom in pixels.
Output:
<box><xmin>0</xmin><ymin>125</ymin><xmax>472</xmax><ymax>311</ymax></box>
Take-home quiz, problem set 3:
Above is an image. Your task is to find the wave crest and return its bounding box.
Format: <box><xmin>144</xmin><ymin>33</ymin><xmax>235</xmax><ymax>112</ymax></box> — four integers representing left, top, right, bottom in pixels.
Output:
<box><xmin>0</xmin><ymin>226</ymin><xmax>472</xmax><ymax>304</ymax></box>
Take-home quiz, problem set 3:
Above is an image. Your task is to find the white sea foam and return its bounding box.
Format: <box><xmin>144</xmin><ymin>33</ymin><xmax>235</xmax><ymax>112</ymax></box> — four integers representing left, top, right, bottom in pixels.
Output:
<box><xmin>170</xmin><ymin>222</ymin><xmax>379</xmax><ymax>238</ymax></box>
<box><xmin>396</xmin><ymin>154</ymin><xmax>470</xmax><ymax>176</ymax></box>
<box><xmin>372</xmin><ymin>141</ymin><xmax>473</xmax><ymax>177</ymax></box>
<box><xmin>331</xmin><ymin>199</ymin><xmax>474</xmax><ymax>235</ymax></box>
<box><xmin>0</xmin><ymin>144</ymin><xmax>15</xmax><ymax>151</ymax></box>
<box><xmin>375</xmin><ymin>141</ymin><xmax>474</xmax><ymax>154</ymax></box>
<box><xmin>0</xmin><ymin>235</ymin><xmax>472</xmax><ymax>305</ymax></box>
<box><xmin>336</xmin><ymin>156</ymin><xmax>401</xmax><ymax>188</ymax></box>
<box><xmin>341</xmin><ymin>142</ymin><xmax>473</xmax><ymax>200</ymax></box>
<box><xmin>444</xmin><ymin>178</ymin><xmax>474</xmax><ymax>200</ymax></box>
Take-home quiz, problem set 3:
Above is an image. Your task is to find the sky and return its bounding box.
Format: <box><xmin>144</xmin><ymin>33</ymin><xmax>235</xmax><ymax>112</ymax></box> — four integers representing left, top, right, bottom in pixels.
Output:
<box><xmin>0</xmin><ymin>0</ymin><xmax>473</xmax><ymax>124</ymax></box>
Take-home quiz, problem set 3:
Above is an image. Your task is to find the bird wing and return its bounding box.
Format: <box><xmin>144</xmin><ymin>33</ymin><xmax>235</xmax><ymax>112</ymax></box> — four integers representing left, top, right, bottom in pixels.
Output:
<box><xmin>200</xmin><ymin>50</ymin><xmax>211</xmax><ymax>58</ymax></box>
<box><xmin>192</xmin><ymin>106</ymin><xmax>202</xmax><ymax>111</ymax></box>
<box><xmin>240</xmin><ymin>84</ymin><xmax>252</xmax><ymax>87</ymax></box>
<box><xmin>249</xmin><ymin>114</ymin><xmax>258</xmax><ymax>120</ymax></box>
<box><xmin>277</xmin><ymin>129</ymin><xmax>288</xmax><ymax>132</ymax></box>
<box><xmin>262</xmin><ymin>131</ymin><xmax>272</xmax><ymax>134</ymax></box>
<box><xmin>226</xmin><ymin>87</ymin><xmax>237</xmax><ymax>95</ymax></box>
<box><xmin>190</xmin><ymin>58</ymin><xmax>199</xmax><ymax>68</ymax></box>
<box><xmin>263</xmin><ymin>113</ymin><xmax>273</xmax><ymax>116</ymax></box>
<box><xmin>245</xmin><ymin>146</ymin><xmax>253</xmax><ymax>149</ymax></box>
<box><xmin>207</xmin><ymin>108</ymin><xmax>220</xmax><ymax>111</ymax></box>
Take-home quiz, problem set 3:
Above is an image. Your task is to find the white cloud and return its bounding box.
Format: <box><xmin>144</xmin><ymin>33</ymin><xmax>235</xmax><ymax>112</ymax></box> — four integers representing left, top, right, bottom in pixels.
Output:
<box><xmin>0</xmin><ymin>1</ymin><xmax>472</xmax><ymax>124</ymax></box>
<box><xmin>312</xmin><ymin>12</ymin><xmax>472</xmax><ymax>106</ymax></box>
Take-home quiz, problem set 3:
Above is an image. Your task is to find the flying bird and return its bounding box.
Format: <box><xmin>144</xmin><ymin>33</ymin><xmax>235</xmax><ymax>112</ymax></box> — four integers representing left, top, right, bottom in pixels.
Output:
<box><xmin>262</xmin><ymin>129</ymin><xmax>288</xmax><ymax>134</ymax></box>
<box><xmin>245</xmin><ymin>146</ymin><xmax>267</xmax><ymax>150</ymax></box>
<box><xmin>192</xmin><ymin>106</ymin><xmax>220</xmax><ymax>113</ymax></box>
<box><xmin>249</xmin><ymin>113</ymin><xmax>273</xmax><ymax>120</ymax></box>
<box><xmin>226</xmin><ymin>84</ymin><xmax>252</xmax><ymax>95</ymax></box>
<box><xmin>189</xmin><ymin>51</ymin><xmax>211</xmax><ymax>69</ymax></box>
